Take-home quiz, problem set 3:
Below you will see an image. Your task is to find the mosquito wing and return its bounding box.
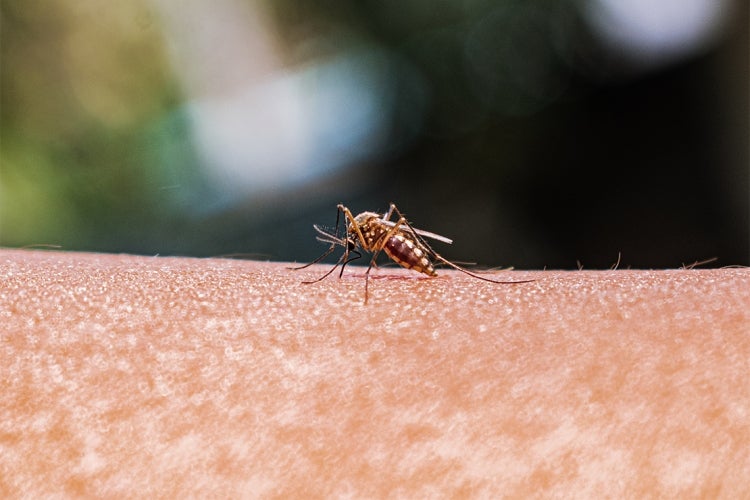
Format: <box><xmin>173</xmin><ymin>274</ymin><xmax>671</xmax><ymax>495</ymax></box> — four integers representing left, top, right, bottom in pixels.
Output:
<box><xmin>379</xmin><ymin>219</ymin><xmax>453</xmax><ymax>245</ymax></box>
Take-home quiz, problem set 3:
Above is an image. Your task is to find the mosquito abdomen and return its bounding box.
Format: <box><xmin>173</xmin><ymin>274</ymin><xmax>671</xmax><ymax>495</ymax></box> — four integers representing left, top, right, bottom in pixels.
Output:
<box><xmin>384</xmin><ymin>234</ymin><xmax>437</xmax><ymax>276</ymax></box>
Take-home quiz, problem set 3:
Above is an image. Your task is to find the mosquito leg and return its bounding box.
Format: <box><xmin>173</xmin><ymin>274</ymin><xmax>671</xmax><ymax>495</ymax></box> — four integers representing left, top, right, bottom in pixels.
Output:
<box><xmin>364</xmin><ymin>265</ymin><xmax>371</xmax><ymax>304</ymax></box>
<box><xmin>290</xmin><ymin>204</ymin><xmax>347</xmax><ymax>271</ymax></box>
<box><xmin>357</xmin><ymin>215</ymin><xmax>410</xmax><ymax>304</ymax></box>
<box><xmin>361</xmin><ymin>219</ymin><xmax>405</xmax><ymax>303</ymax></box>
<box><xmin>294</xmin><ymin>242</ymin><xmax>361</xmax><ymax>284</ymax></box>
<box><xmin>363</xmin><ymin>256</ymin><xmax>380</xmax><ymax>305</ymax></box>
<box><xmin>366</xmin><ymin>214</ymin><xmax>406</xmax><ymax>264</ymax></box>
<box><xmin>333</xmin><ymin>204</ymin><xmax>343</xmax><ymax>238</ymax></box>
<box><xmin>338</xmin><ymin>204</ymin><xmax>369</xmax><ymax>249</ymax></box>
<box><xmin>388</xmin><ymin>204</ymin><xmax>429</xmax><ymax>248</ymax></box>
<box><xmin>382</xmin><ymin>202</ymin><xmax>396</xmax><ymax>222</ymax></box>
<box><xmin>339</xmin><ymin>250</ymin><xmax>361</xmax><ymax>278</ymax></box>
<box><xmin>388</xmin><ymin>204</ymin><xmax>534</xmax><ymax>285</ymax></box>
<box><xmin>301</xmin><ymin>249</ymin><xmax>348</xmax><ymax>284</ymax></box>
<box><xmin>288</xmin><ymin>244</ymin><xmax>337</xmax><ymax>270</ymax></box>
<box><xmin>432</xmin><ymin>252</ymin><xmax>535</xmax><ymax>284</ymax></box>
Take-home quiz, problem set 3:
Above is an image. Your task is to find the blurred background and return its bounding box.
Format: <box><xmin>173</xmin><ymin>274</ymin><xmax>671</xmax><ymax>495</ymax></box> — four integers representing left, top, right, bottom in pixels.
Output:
<box><xmin>1</xmin><ymin>0</ymin><xmax>748</xmax><ymax>269</ymax></box>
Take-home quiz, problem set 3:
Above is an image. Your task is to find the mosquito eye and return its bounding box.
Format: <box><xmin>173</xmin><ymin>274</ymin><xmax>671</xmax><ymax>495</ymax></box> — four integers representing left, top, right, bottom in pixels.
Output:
<box><xmin>347</xmin><ymin>239</ymin><xmax>356</xmax><ymax>251</ymax></box>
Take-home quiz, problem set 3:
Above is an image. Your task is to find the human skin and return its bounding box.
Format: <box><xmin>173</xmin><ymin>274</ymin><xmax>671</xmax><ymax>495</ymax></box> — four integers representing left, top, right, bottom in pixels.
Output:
<box><xmin>1</xmin><ymin>249</ymin><xmax>749</xmax><ymax>497</ymax></box>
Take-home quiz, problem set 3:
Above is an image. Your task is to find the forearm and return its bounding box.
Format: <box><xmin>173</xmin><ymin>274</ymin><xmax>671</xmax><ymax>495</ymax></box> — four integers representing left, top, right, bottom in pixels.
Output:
<box><xmin>2</xmin><ymin>249</ymin><xmax>748</xmax><ymax>497</ymax></box>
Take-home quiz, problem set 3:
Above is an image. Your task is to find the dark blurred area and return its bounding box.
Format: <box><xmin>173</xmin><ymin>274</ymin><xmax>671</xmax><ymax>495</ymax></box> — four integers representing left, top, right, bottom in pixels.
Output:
<box><xmin>1</xmin><ymin>0</ymin><xmax>747</xmax><ymax>269</ymax></box>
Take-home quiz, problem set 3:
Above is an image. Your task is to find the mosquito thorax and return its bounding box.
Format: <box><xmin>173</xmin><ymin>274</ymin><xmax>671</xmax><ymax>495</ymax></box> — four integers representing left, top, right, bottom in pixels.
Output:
<box><xmin>350</xmin><ymin>212</ymin><xmax>387</xmax><ymax>250</ymax></box>
<box><xmin>353</xmin><ymin>212</ymin><xmax>380</xmax><ymax>225</ymax></box>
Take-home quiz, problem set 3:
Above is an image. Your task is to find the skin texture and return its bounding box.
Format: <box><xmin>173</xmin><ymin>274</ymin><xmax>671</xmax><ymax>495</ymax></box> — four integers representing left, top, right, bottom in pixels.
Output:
<box><xmin>1</xmin><ymin>249</ymin><xmax>749</xmax><ymax>497</ymax></box>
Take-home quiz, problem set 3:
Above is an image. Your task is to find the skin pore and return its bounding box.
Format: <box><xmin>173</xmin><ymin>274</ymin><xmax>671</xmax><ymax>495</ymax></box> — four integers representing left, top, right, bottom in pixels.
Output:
<box><xmin>2</xmin><ymin>249</ymin><xmax>749</xmax><ymax>497</ymax></box>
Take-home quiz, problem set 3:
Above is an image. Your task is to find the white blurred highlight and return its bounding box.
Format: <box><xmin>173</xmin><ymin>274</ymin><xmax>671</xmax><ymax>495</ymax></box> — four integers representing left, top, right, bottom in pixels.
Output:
<box><xmin>584</xmin><ymin>0</ymin><xmax>732</xmax><ymax>68</ymax></box>
<box><xmin>187</xmin><ymin>53</ymin><xmax>392</xmax><ymax>194</ymax></box>
<box><xmin>153</xmin><ymin>0</ymin><xmax>395</xmax><ymax>197</ymax></box>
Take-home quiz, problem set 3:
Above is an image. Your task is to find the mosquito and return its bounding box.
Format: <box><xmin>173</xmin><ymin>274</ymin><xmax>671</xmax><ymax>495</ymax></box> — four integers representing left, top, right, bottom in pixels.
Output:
<box><xmin>290</xmin><ymin>203</ymin><xmax>534</xmax><ymax>303</ymax></box>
